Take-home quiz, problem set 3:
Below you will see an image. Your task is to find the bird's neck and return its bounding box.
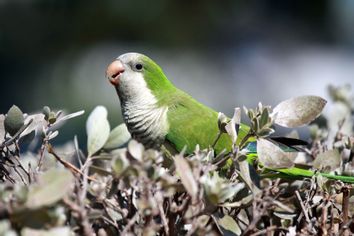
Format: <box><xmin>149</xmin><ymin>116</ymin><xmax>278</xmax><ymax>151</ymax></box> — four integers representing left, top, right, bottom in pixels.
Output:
<box><xmin>119</xmin><ymin>88</ymin><xmax>169</xmax><ymax>148</ymax></box>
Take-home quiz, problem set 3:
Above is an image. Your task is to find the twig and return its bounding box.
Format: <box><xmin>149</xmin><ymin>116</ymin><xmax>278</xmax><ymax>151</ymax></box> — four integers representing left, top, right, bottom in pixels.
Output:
<box><xmin>341</xmin><ymin>186</ymin><xmax>350</xmax><ymax>225</ymax></box>
<box><xmin>121</xmin><ymin>212</ymin><xmax>138</xmax><ymax>235</ymax></box>
<box><xmin>250</xmin><ymin>226</ymin><xmax>287</xmax><ymax>236</ymax></box>
<box><xmin>211</xmin><ymin>131</ymin><xmax>222</xmax><ymax>149</ymax></box>
<box><xmin>295</xmin><ymin>190</ymin><xmax>311</xmax><ymax>224</ymax></box>
<box><xmin>47</xmin><ymin>144</ymin><xmax>96</xmax><ymax>182</ymax></box>
<box><xmin>63</xmin><ymin>198</ymin><xmax>94</xmax><ymax>236</ymax></box>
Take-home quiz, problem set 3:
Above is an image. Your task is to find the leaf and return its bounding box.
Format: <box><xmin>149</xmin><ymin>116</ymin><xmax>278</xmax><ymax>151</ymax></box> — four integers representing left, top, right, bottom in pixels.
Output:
<box><xmin>4</xmin><ymin>105</ymin><xmax>24</xmax><ymax>136</ymax></box>
<box><xmin>272</xmin><ymin>96</ymin><xmax>327</xmax><ymax>128</ymax></box>
<box><xmin>25</xmin><ymin>169</ymin><xmax>73</xmax><ymax>209</ymax></box>
<box><xmin>313</xmin><ymin>149</ymin><xmax>341</xmax><ymax>172</ymax></box>
<box><xmin>273</xmin><ymin>212</ymin><xmax>297</xmax><ymax>220</ymax></box>
<box><xmin>111</xmin><ymin>154</ymin><xmax>129</xmax><ymax>176</ymax></box>
<box><xmin>0</xmin><ymin>115</ymin><xmax>5</xmax><ymax>143</ymax></box>
<box><xmin>103</xmin><ymin>123</ymin><xmax>131</xmax><ymax>150</ymax></box>
<box><xmin>174</xmin><ymin>155</ymin><xmax>198</xmax><ymax>199</ymax></box>
<box><xmin>127</xmin><ymin>139</ymin><xmax>144</xmax><ymax>161</ymax></box>
<box><xmin>57</xmin><ymin>110</ymin><xmax>85</xmax><ymax>123</ymax></box>
<box><xmin>86</xmin><ymin>106</ymin><xmax>110</xmax><ymax>157</ymax></box>
<box><xmin>225</xmin><ymin>107</ymin><xmax>241</xmax><ymax>144</ymax></box>
<box><xmin>257</xmin><ymin>138</ymin><xmax>296</xmax><ymax>169</ymax></box>
<box><xmin>21</xmin><ymin>227</ymin><xmax>71</xmax><ymax>236</ymax></box>
<box><xmin>217</xmin><ymin>215</ymin><xmax>241</xmax><ymax>236</ymax></box>
<box><xmin>21</xmin><ymin>114</ymin><xmax>46</xmax><ymax>137</ymax></box>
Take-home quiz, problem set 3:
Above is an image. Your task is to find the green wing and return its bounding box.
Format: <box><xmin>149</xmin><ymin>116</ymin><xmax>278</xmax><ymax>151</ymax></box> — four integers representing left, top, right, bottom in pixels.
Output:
<box><xmin>165</xmin><ymin>89</ymin><xmax>249</xmax><ymax>154</ymax></box>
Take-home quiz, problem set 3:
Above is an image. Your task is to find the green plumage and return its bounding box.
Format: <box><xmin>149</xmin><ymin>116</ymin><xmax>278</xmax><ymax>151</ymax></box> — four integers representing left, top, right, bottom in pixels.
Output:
<box><xmin>140</xmin><ymin>55</ymin><xmax>248</xmax><ymax>154</ymax></box>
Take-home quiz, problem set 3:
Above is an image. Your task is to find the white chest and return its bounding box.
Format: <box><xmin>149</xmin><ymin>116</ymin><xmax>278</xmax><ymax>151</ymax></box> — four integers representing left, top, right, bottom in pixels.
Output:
<box><xmin>118</xmin><ymin>75</ymin><xmax>169</xmax><ymax>148</ymax></box>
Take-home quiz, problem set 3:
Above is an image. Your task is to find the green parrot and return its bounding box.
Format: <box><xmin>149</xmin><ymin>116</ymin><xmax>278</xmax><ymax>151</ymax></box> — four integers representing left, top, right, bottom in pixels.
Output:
<box><xmin>106</xmin><ymin>52</ymin><xmax>244</xmax><ymax>155</ymax></box>
<box><xmin>106</xmin><ymin>52</ymin><xmax>354</xmax><ymax>183</ymax></box>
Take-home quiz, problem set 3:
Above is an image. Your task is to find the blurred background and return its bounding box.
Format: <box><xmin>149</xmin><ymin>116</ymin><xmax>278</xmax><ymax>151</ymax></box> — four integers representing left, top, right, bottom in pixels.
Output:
<box><xmin>1</xmin><ymin>0</ymin><xmax>354</xmax><ymax>143</ymax></box>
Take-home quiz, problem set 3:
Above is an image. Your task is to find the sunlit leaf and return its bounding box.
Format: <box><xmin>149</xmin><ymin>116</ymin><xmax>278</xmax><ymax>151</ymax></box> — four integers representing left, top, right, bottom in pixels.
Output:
<box><xmin>225</xmin><ymin>107</ymin><xmax>241</xmax><ymax>144</ymax></box>
<box><xmin>86</xmin><ymin>106</ymin><xmax>110</xmax><ymax>157</ymax></box>
<box><xmin>0</xmin><ymin>115</ymin><xmax>5</xmax><ymax>143</ymax></box>
<box><xmin>257</xmin><ymin>138</ymin><xmax>296</xmax><ymax>168</ymax></box>
<box><xmin>25</xmin><ymin>169</ymin><xmax>73</xmax><ymax>209</ymax></box>
<box><xmin>57</xmin><ymin>110</ymin><xmax>85</xmax><ymax>123</ymax></box>
<box><xmin>21</xmin><ymin>114</ymin><xmax>46</xmax><ymax>137</ymax></box>
<box><xmin>174</xmin><ymin>155</ymin><xmax>198</xmax><ymax>199</ymax></box>
<box><xmin>127</xmin><ymin>140</ymin><xmax>144</xmax><ymax>161</ymax></box>
<box><xmin>313</xmin><ymin>149</ymin><xmax>341</xmax><ymax>172</ymax></box>
<box><xmin>21</xmin><ymin>227</ymin><xmax>71</xmax><ymax>236</ymax></box>
<box><xmin>272</xmin><ymin>96</ymin><xmax>327</xmax><ymax>128</ymax></box>
<box><xmin>103</xmin><ymin>123</ymin><xmax>131</xmax><ymax>150</ymax></box>
<box><xmin>217</xmin><ymin>215</ymin><xmax>241</xmax><ymax>235</ymax></box>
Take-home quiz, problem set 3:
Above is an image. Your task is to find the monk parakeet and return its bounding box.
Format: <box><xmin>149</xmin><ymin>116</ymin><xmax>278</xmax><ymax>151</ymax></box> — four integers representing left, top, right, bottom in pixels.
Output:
<box><xmin>106</xmin><ymin>52</ymin><xmax>354</xmax><ymax>183</ymax></box>
<box><xmin>105</xmin><ymin>52</ymin><xmax>248</xmax><ymax>155</ymax></box>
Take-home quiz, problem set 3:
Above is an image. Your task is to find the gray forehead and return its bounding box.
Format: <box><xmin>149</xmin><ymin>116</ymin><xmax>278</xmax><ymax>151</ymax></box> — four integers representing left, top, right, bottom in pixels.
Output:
<box><xmin>117</xmin><ymin>52</ymin><xmax>144</xmax><ymax>63</ymax></box>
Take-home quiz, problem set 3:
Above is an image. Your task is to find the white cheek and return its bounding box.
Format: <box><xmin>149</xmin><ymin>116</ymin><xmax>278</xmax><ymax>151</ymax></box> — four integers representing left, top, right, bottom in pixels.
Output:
<box><xmin>119</xmin><ymin>73</ymin><xmax>146</xmax><ymax>98</ymax></box>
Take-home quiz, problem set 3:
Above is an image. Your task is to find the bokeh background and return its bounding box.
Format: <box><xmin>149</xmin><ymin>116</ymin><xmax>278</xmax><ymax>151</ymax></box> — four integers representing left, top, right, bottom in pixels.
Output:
<box><xmin>1</xmin><ymin>0</ymin><xmax>354</xmax><ymax>143</ymax></box>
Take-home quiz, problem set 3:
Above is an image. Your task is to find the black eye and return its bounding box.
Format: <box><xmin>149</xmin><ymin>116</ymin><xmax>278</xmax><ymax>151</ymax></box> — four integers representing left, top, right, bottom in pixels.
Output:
<box><xmin>135</xmin><ymin>63</ymin><xmax>143</xmax><ymax>71</ymax></box>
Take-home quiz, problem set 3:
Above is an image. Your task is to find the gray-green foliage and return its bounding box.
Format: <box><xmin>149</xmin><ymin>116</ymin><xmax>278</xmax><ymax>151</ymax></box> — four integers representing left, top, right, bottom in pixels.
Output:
<box><xmin>0</xmin><ymin>86</ymin><xmax>353</xmax><ymax>235</ymax></box>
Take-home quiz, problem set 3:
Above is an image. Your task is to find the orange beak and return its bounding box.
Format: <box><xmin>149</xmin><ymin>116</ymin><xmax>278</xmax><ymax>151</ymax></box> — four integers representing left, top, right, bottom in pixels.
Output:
<box><xmin>106</xmin><ymin>60</ymin><xmax>125</xmax><ymax>86</ymax></box>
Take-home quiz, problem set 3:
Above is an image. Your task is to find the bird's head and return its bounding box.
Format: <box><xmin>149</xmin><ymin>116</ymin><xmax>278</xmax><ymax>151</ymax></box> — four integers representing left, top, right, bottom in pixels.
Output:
<box><xmin>106</xmin><ymin>52</ymin><xmax>174</xmax><ymax>102</ymax></box>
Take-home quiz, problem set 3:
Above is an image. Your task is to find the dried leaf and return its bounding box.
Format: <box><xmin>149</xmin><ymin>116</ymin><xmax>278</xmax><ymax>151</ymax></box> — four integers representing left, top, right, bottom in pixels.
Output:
<box><xmin>104</xmin><ymin>123</ymin><xmax>131</xmax><ymax>150</ymax></box>
<box><xmin>257</xmin><ymin>138</ymin><xmax>296</xmax><ymax>168</ymax></box>
<box><xmin>25</xmin><ymin>169</ymin><xmax>73</xmax><ymax>209</ymax></box>
<box><xmin>272</xmin><ymin>96</ymin><xmax>327</xmax><ymax>128</ymax></box>
<box><xmin>86</xmin><ymin>106</ymin><xmax>110</xmax><ymax>157</ymax></box>
<box><xmin>313</xmin><ymin>149</ymin><xmax>341</xmax><ymax>172</ymax></box>
<box><xmin>174</xmin><ymin>155</ymin><xmax>198</xmax><ymax>199</ymax></box>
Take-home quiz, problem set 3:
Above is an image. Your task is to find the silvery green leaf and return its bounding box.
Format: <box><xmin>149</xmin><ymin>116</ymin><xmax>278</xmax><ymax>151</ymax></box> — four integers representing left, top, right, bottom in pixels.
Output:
<box><xmin>48</xmin><ymin>130</ymin><xmax>59</xmax><ymax>140</ymax></box>
<box><xmin>238</xmin><ymin>160</ymin><xmax>261</xmax><ymax>194</ymax></box>
<box><xmin>257</xmin><ymin>138</ymin><xmax>296</xmax><ymax>168</ymax></box>
<box><xmin>174</xmin><ymin>155</ymin><xmax>198</xmax><ymax>199</ymax></box>
<box><xmin>111</xmin><ymin>154</ymin><xmax>129</xmax><ymax>176</ymax></box>
<box><xmin>57</xmin><ymin>110</ymin><xmax>85</xmax><ymax>123</ymax></box>
<box><xmin>0</xmin><ymin>115</ymin><xmax>5</xmax><ymax>143</ymax></box>
<box><xmin>86</xmin><ymin>106</ymin><xmax>110</xmax><ymax>157</ymax></box>
<box><xmin>217</xmin><ymin>215</ymin><xmax>241</xmax><ymax>236</ymax></box>
<box><xmin>4</xmin><ymin>105</ymin><xmax>24</xmax><ymax>136</ymax></box>
<box><xmin>25</xmin><ymin>169</ymin><xmax>73</xmax><ymax>209</ymax></box>
<box><xmin>272</xmin><ymin>96</ymin><xmax>327</xmax><ymax>128</ymax></box>
<box><xmin>327</xmin><ymin>102</ymin><xmax>352</xmax><ymax>136</ymax></box>
<box><xmin>103</xmin><ymin>123</ymin><xmax>131</xmax><ymax>150</ymax></box>
<box><xmin>21</xmin><ymin>227</ymin><xmax>71</xmax><ymax>236</ymax></box>
<box><xmin>225</xmin><ymin>108</ymin><xmax>241</xmax><ymax>144</ymax></box>
<box><xmin>217</xmin><ymin>112</ymin><xmax>228</xmax><ymax>133</ymax></box>
<box><xmin>273</xmin><ymin>212</ymin><xmax>297</xmax><ymax>220</ymax></box>
<box><xmin>127</xmin><ymin>140</ymin><xmax>144</xmax><ymax>161</ymax></box>
<box><xmin>21</xmin><ymin>114</ymin><xmax>46</xmax><ymax>137</ymax></box>
<box><xmin>259</xmin><ymin>107</ymin><xmax>269</xmax><ymax>128</ymax></box>
<box><xmin>313</xmin><ymin>149</ymin><xmax>341</xmax><ymax>172</ymax></box>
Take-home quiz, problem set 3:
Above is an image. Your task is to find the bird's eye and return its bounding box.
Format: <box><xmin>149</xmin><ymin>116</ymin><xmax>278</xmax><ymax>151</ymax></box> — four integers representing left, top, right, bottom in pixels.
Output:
<box><xmin>134</xmin><ymin>63</ymin><xmax>143</xmax><ymax>71</ymax></box>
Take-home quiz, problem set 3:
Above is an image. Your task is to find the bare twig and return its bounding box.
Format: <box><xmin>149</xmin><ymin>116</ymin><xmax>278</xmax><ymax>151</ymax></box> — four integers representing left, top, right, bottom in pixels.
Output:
<box><xmin>47</xmin><ymin>144</ymin><xmax>96</xmax><ymax>182</ymax></box>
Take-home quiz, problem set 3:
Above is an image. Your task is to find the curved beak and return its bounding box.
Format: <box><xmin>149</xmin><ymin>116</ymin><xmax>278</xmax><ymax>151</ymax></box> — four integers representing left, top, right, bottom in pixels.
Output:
<box><xmin>106</xmin><ymin>60</ymin><xmax>125</xmax><ymax>86</ymax></box>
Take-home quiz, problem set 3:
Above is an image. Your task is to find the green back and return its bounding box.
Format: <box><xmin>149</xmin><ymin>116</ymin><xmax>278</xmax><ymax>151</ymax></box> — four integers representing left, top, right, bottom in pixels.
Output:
<box><xmin>165</xmin><ymin>89</ymin><xmax>249</xmax><ymax>154</ymax></box>
<box><xmin>139</xmin><ymin>54</ymin><xmax>250</xmax><ymax>154</ymax></box>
